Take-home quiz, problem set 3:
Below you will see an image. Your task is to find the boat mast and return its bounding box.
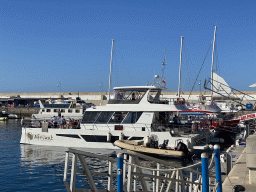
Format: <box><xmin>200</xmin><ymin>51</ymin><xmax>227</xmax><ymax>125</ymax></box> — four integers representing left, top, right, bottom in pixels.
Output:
<box><xmin>211</xmin><ymin>26</ymin><xmax>217</xmax><ymax>97</ymax></box>
<box><xmin>178</xmin><ymin>36</ymin><xmax>184</xmax><ymax>98</ymax></box>
<box><xmin>108</xmin><ymin>39</ymin><xmax>115</xmax><ymax>100</ymax></box>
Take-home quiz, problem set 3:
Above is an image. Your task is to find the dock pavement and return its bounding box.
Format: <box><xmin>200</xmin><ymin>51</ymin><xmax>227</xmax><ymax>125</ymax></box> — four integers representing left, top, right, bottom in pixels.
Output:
<box><xmin>222</xmin><ymin>144</ymin><xmax>256</xmax><ymax>191</ymax></box>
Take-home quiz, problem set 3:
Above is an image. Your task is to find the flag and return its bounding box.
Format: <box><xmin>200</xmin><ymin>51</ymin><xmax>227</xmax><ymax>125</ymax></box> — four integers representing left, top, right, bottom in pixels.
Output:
<box><xmin>162</xmin><ymin>78</ymin><xmax>166</xmax><ymax>87</ymax></box>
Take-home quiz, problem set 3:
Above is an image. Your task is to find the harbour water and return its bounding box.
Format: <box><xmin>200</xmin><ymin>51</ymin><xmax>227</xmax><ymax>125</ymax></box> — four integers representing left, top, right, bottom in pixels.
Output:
<box><xmin>0</xmin><ymin>119</ymin><xmax>67</xmax><ymax>191</ymax></box>
<box><xmin>1</xmin><ymin>119</ymin><xmax>188</xmax><ymax>192</ymax></box>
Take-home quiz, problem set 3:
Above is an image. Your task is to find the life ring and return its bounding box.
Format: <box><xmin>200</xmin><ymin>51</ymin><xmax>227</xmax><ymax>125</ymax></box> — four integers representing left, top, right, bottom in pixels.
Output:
<box><xmin>176</xmin><ymin>98</ymin><xmax>185</xmax><ymax>104</ymax></box>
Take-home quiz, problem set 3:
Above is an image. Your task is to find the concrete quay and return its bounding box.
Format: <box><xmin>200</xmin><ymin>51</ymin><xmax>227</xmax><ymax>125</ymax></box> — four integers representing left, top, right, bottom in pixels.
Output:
<box><xmin>1</xmin><ymin>90</ymin><xmax>256</xmax><ymax>106</ymax></box>
<box><xmin>0</xmin><ymin>106</ymin><xmax>39</xmax><ymax>118</ymax></box>
<box><xmin>222</xmin><ymin>134</ymin><xmax>256</xmax><ymax>191</ymax></box>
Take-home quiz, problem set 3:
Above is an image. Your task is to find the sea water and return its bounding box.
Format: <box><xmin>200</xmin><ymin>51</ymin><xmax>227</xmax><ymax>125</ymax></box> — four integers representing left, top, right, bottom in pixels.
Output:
<box><xmin>0</xmin><ymin>120</ymin><xmax>69</xmax><ymax>191</ymax></box>
<box><xmin>0</xmin><ymin>119</ymin><xmax>188</xmax><ymax>192</ymax></box>
<box><xmin>1</xmin><ymin>120</ymin><xmax>110</xmax><ymax>191</ymax></box>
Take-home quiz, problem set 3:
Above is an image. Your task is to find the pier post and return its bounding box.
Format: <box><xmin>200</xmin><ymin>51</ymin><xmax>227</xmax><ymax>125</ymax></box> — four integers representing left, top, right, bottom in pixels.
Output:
<box><xmin>201</xmin><ymin>152</ymin><xmax>209</xmax><ymax>192</ymax></box>
<box><xmin>117</xmin><ymin>153</ymin><xmax>124</xmax><ymax>192</ymax></box>
<box><xmin>214</xmin><ymin>144</ymin><xmax>222</xmax><ymax>192</ymax></box>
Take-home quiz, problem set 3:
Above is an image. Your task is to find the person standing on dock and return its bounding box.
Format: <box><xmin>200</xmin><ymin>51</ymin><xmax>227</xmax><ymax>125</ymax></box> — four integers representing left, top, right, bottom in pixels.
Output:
<box><xmin>53</xmin><ymin>116</ymin><xmax>58</xmax><ymax>128</ymax></box>
<box><xmin>21</xmin><ymin>117</ymin><xmax>24</xmax><ymax>126</ymax></box>
<box><xmin>58</xmin><ymin>109</ymin><xmax>61</xmax><ymax>118</ymax></box>
<box><xmin>60</xmin><ymin>116</ymin><xmax>66</xmax><ymax>129</ymax></box>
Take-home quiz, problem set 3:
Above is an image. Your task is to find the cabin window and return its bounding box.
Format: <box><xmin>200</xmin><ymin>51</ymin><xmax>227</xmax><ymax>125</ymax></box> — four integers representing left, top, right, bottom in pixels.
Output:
<box><xmin>82</xmin><ymin>111</ymin><xmax>101</xmax><ymax>123</ymax></box>
<box><xmin>109</xmin><ymin>89</ymin><xmax>146</xmax><ymax>104</ymax></box>
<box><xmin>75</xmin><ymin>109</ymin><xmax>80</xmax><ymax>113</ymax></box>
<box><xmin>68</xmin><ymin>109</ymin><xmax>73</xmax><ymax>113</ymax></box>
<box><xmin>42</xmin><ymin>109</ymin><xmax>45</xmax><ymax>112</ymax></box>
<box><xmin>95</xmin><ymin>111</ymin><xmax>114</xmax><ymax>123</ymax></box>
<box><xmin>61</xmin><ymin>109</ymin><xmax>65</xmax><ymax>112</ymax></box>
<box><xmin>109</xmin><ymin>112</ymin><xmax>128</xmax><ymax>124</ymax></box>
<box><xmin>122</xmin><ymin>112</ymin><xmax>142</xmax><ymax>124</ymax></box>
<box><xmin>46</xmin><ymin>109</ymin><xmax>51</xmax><ymax>112</ymax></box>
<box><xmin>54</xmin><ymin>109</ymin><xmax>57</xmax><ymax>112</ymax></box>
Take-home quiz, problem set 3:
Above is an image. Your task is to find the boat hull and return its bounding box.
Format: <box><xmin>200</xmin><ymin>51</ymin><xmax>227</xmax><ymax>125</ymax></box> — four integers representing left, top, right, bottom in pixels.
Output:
<box><xmin>20</xmin><ymin>127</ymin><xmax>202</xmax><ymax>150</ymax></box>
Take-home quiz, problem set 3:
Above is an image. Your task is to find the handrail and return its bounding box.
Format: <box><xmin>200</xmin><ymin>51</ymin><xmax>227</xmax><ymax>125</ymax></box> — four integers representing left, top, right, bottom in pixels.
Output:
<box><xmin>67</xmin><ymin>148</ymin><xmax>117</xmax><ymax>162</ymax></box>
<box><xmin>63</xmin><ymin>147</ymin><xmax>218</xmax><ymax>192</ymax></box>
<box><xmin>126</xmin><ymin>150</ymin><xmax>203</xmax><ymax>174</ymax></box>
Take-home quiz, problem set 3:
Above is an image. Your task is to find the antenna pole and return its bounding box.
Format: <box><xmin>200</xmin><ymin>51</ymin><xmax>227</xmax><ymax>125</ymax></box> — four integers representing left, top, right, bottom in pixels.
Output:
<box><xmin>108</xmin><ymin>39</ymin><xmax>115</xmax><ymax>100</ymax></box>
<box><xmin>211</xmin><ymin>26</ymin><xmax>217</xmax><ymax>97</ymax></box>
<box><xmin>178</xmin><ymin>36</ymin><xmax>184</xmax><ymax>98</ymax></box>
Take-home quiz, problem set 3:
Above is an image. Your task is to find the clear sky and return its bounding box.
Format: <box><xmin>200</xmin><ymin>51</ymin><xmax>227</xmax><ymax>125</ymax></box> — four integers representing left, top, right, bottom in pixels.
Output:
<box><xmin>0</xmin><ymin>0</ymin><xmax>255</xmax><ymax>93</ymax></box>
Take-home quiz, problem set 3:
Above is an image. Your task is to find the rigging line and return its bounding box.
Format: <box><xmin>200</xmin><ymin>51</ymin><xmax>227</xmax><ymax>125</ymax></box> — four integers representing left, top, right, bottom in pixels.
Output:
<box><xmin>205</xmin><ymin>85</ymin><xmax>248</xmax><ymax>107</ymax></box>
<box><xmin>160</xmin><ymin>45</ymin><xmax>167</xmax><ymax>80</ymax></box>
<box><xmin>188</xmin><ymin>42</ymin><xmax>213</xmax><ymax>101</ymax></box>
<box><xmin>209</xmin><ymin>77</ymin><xmax>256</xmax><ymax>101</ymax></box>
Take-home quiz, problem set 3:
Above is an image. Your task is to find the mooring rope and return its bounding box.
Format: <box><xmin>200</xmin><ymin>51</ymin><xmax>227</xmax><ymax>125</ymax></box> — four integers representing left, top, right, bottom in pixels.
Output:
<box><xmin>124</xmin><ymin>153</ymin><xmax>215</xmax><ymax>172</ymax></box>
<box><xmin>208</xmin><ymin>153</ymin><xmax>215</xmax><ymax>169</ymax></box>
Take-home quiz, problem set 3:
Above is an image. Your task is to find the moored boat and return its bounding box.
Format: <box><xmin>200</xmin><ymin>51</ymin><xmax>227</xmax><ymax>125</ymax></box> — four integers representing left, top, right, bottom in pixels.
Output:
<box><xmin>20</xmin><ymin>85</ymin><xmax>211</xmax><ymax>150</ymax></box>
<box><xmin>31</xmin><ymin>98</ymin><xmax>89</xmax><ymax>121</ymax></box>
<box><xmin>114</xmin><ymin>139</ymin><xmax>187</xmax><ymax>158</ymax></box>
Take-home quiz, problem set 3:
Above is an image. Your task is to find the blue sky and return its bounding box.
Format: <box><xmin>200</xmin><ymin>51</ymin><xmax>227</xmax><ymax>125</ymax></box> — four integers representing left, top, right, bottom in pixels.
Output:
<box><xmin>0</xmin><ymin>0</ymin><xmax>255</xmax><ymax>93</ymax></box>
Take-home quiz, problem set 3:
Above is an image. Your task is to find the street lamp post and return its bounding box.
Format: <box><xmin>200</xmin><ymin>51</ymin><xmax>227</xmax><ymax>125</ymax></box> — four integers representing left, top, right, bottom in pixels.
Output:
<box><xmin>57</xmin><ymin>82</ymin><xmax>61</xmax><ymax>97</ymax></box>
<box><xmin>100</xmin><ymin>82</ymin><xmax>103</xmax><ymax>101</ymax></box>
<box><xmin>100</xmin><ymin>82</ymin><xmax>103</xmax><ymax>93</ymax></box>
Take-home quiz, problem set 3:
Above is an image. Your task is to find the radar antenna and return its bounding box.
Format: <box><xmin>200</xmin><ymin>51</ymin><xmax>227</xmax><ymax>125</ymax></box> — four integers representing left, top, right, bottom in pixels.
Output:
<box><xmin>152</xmin><ymin>47</ymin><xmax>167</xmax><ymax>87</ymax></box>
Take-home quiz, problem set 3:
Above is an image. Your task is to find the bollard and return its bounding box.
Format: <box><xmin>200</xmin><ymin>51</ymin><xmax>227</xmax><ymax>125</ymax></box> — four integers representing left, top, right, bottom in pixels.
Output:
<box><xmin>117</xmin><ymin>153</ymin><xmax>124</xmax><ymax>192</ymax></box>
<box><xmin>214</xmin><ymin>145</ymin><xmax>222</xmax><ymax>192</ymax></box>
<box><xmin>226</xmin><ymin>152</ymin><xmax>232</xmax><ymax>175</ymax></box>
<box><xmin>201</xmin><ymin>152</ymin><xmax>209</xmax><ymax>192</ymax></box>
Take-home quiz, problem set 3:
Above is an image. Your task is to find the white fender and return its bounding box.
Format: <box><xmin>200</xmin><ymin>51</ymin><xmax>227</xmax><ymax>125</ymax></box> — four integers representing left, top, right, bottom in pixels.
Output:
<box><xmin>107</xmin><ymin>132</ymin><xmax>112</xmax><ymax>142</ymax></box>
<box><xmin>119</xmin><ymin>133</ymin><xmax>124</xmax><ymax>141</ymax></box>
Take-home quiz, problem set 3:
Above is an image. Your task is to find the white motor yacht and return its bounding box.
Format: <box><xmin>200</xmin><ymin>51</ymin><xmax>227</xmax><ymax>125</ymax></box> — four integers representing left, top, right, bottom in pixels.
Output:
<box><xmin>31</xmin><ymin>98</ymin><xmax>88</xmax><ymax>121</ymax></box>
<box><xmin>21</xmin><ymin>85</ymin><xmax>209</xmax><ymax>150</ymax></box>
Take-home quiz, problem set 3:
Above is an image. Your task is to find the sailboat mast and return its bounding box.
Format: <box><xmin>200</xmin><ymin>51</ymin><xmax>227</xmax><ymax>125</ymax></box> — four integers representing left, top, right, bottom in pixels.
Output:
<box><xmin>211</xmin><ymin>26</ymin><xmax>217</xmax><ymax>97</ymax></box>
<box><xmin>178</xmin><ymin>36</ymin><xmax>184</xmax><ymax>98</ymax></box>
<box><xmin>108</xmin><ymin>39</ymin><xmax>115</xmax><ymax>100</ymax></box>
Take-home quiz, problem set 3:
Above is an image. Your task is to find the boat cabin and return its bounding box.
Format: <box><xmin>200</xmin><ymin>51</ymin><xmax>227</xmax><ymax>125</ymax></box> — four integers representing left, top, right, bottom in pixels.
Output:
<box><xmin>108</xmin><ymin>86</ymin><xmax>168</xmax><ymax>104</ymax></box>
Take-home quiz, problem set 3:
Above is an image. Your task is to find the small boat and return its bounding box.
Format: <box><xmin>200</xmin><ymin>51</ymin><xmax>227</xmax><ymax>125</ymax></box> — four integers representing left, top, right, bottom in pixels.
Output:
<box><xmin>1</xmin><ymin>111</ymin><xmax>18</xmax><ymax>119</ymax></box>
<box><xmin>0</xmin><ymin>111</ymin><xmax>18</xmax><ymax>120</ymax></box>
<box><xmin>31</xmin><ymin>98</ymin><xmax>89</xmax><ymax>121</ymax></box>
<box><xmin>114</xmin><ymin>139</ymin><xmax>190</xmax><ymax>158</ymax></box>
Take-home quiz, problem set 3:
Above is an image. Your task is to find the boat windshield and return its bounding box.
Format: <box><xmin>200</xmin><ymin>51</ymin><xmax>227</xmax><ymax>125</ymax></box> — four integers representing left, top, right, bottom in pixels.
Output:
<box><xmin>81</xmin><ymin>111</ymin><xmax>143</xmax><ymax>124</ymax></box>
<box><xmin>108</xmin><ymin>90</ymin><xmax>146</xmax><ymax>104</ymax></box>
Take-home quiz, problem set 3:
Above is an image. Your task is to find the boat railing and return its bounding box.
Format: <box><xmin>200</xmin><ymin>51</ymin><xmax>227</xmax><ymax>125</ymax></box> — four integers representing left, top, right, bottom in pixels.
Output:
<box><xmin>63</xmin><ymin>148</ymin><xmax>218</xmax><ymax>192</ymax></box>
<box><xmin>23</xmin><ymin>119</ymin><xmax>81</xmax><ymax>129</ymax></box>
